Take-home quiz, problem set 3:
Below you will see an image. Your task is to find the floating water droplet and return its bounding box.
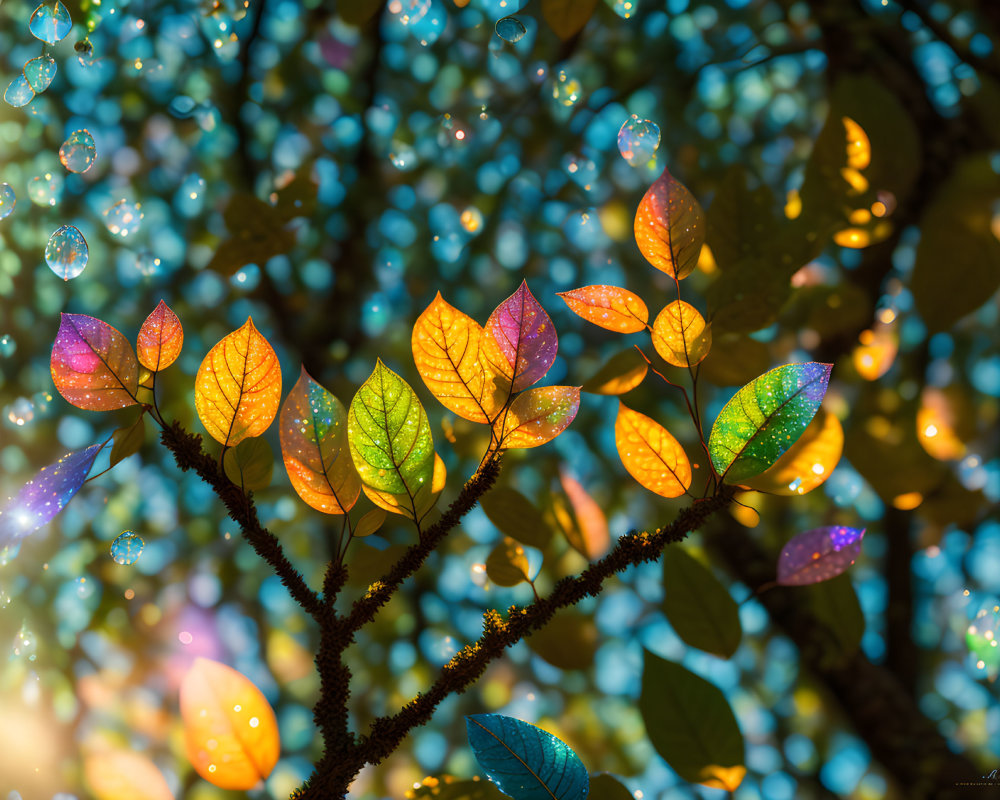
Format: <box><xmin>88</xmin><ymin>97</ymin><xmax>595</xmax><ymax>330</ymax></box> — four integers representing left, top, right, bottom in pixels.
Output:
<box><xmin>4</xmin><ymin>74</ymin><xmax>35</xmax><ymax>108</ymax></box>
<box><xmin>110</xmin><ymin>530</ymin><xmax>144</xmax><ymax>565</ymax></box>
<box><xmin>12</xmin><ymin>622</ymin><xmax>37</xmax><ymax>661</ymax></box>
<box><xmin>45</xmin><ymin>225</ymin><xmax>89</xmax><ymax>280</ymax></box>
<box><xmin>5</xmin><ymin>397</ymin><xmax>35</xmax><ymax>427</ymax></box>
<box><xmin>29</xmin><ymin>1</ymin><xmax>72</xmax><ymax>43</ymax></box>
<box><xmin>59</xmin><ymin>129</ymin><xmax>97</xmax><ymax>173</ymax></box>
<box><xmin>551</xmin><ymin>69</ymin><xmax>582</xmax><ymax>107</ymax></box>
<box><xmin>23</xmin><ymin>55</ymin><xmax>57</xmax><ymax>93</ymax></box>
<box><xmin>28</xmin><ymin>172</ymin><xmax>63</xmax><ymax>207</ymax></box>
<box><xmin>608</xmin><ymin>0</ymin><xmax>638</xmax><ymax>19</ymax></box>
<box><xmin>135</xmin><ymin>252</ymin><xmax>162</xmax><ymax>276</ymax></box>
<box><xmin>75</xmin><ymin>38</ymin><xmax>94</xmax><ymax>65</ymax></box>
<box><xmin>617</xmin><ymin>115</ymin><xmax>660</xmax><ymax>166</ymax></box>
<box><xmin>0</xmin><ymin>184</ymin><xmax>15</xmax><ymax>220</ymax></box>
<box><xmin>495</xmin><ymin>16</ymin><xmax>526</xmax><ymax>43</ymax></box>
<box><xmin>103</xmin><ymin>199</ymin><xmax>143</xmax><ymax>238</ymax></box>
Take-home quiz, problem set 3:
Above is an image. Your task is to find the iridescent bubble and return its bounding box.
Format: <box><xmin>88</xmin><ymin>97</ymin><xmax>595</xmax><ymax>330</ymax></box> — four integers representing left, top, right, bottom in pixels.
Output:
<box><xmin>5</xmin><ymin>397</ymin><xmax>35</xmax><ymax>427</ymax></box>
<box><xmin>23</xmin><ymin>55</ymin><xmax>57</xmax><ymax>93</ymax></box>
<box><xmin>0</xmin><ymin>184</ymin><xmax>15</xmax><ymax>220</ymax></box>
<box><xmin>495</xmin><ymin>16</ymin><xmax>526</xmax><ymax>43</ymax></box>
<box><xmin>29</xmin><ymin>1</ymin><xmax>72</xmax><ymax>44</ymax></box>
<box><xmin>110</xmin><ymin>531</ymin><xmax>145</xmax><ymax>565</ymax></box>
<box><xmin>617</xmin><ymin>114</ymin><xmax>661</xmax><ymax>166</ymax></box>
<box><xmin>608</xmin><ymin>0</ymin><xmax>638</xmax><ymax>19</ymax></box>
<box><xmin>0</xmin><ymin>334</ymin><xmax>15</xmax><ymax>357</ymax></box>
<box><xmin>551</xmin><ymin>69</ymin><xmax>582</xmax><ymax>107</ymax></box>
<box><xmin>45</xmin><ymin>225</ymin><xmax>89</xmax><ymax>280</ymax></box>
<box><xmin>59</xmin><ymin>129</ymin><xmax>97</xmax><ymax>173</ymax></box>
<box><xmin>103</xmin><ymin>199</ymin><xmax>143</xmax><ymax>238</ymax></box>
<box><xmin>135</xmin><ymin>252</ymin><xmax>162</xmax><ymax>276</ymax></box>
<box><xmin>12</xmin><ymin>622</ymin><xmax>37</xmax><ymax>661</ymax></box>
<box><xmin>28</xmin><ymin>173</ymin><xmax>62</xmax><ymax>207</ymax></box>
<box><xmin>4</xmin><ymin>74</ymin><xmax>35</xmax><ymax>108</ymax></box>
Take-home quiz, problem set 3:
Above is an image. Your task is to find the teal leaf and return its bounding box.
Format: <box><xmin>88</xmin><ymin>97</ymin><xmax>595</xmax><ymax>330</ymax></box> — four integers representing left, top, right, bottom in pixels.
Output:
<box><xmin>662</xmin><ymin>548</ymin><xmax>741</xmax><ymax>658</ymax></box>
<box><xmin>466</xmin><ymin>714</ymin><xmax>589</xmax><ymax>800</ymax></box>
<box><xmin>708</xmin><ymin>362</ymin><xmax>831</xmax><ymax>483</ymax></box>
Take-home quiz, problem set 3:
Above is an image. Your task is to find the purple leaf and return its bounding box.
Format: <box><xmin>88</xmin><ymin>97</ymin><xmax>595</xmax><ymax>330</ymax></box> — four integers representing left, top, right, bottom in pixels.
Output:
<box><xmin>0</xmin><ymin>444</ymin><xmax>102</xmax><ymax>549</ymax></box>
<box><xmin>776</xmin><ymin>526</ymin><xmax>865</xmax><ymax>586</ymax></box>
<box><xmin>483</xmin><ymin>281</ymin><xmax>558</xmax><ymax>394</ymax></box>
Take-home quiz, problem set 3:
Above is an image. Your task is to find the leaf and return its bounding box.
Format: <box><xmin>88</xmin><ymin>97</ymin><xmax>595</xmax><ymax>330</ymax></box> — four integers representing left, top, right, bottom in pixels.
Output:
<box><xmin>743</xmin><ymin>408</ymin><xmax>843</xmax><ymax>496</ymax></box>
<box><xmin>494</xmin><ymin>386</ymin><xmax>580</xmax><ymax>449</ymax></box>
<box><xmin>136</xmin><ymin>299</ymin><xmax>183</xmax><ymax>372</ymax></box>
<box><xmin>465</xmin><ymin>714</ymin><xmax>589</xmax><ymax>800</ymax></box>
<box><xmin>485</xmin><ymin>536</ymin><xmax>532</xmax><ymax>587</ymax></box>
<box><xmin>179</xmin><ymin>657</ymin><xmax>280</xmax><ymax>790</ymax></box>
<box><xmin>482</xmin><ymin>281</ymin><xmax>558</xmax><ymax>394</ymax></box>
<box><xmin>348</xmin><ymin>361</ymin><xmax>435</xmax><ymax>512</ymax></box>
<box><xmin>634</xmin><ymin>167</ymin><xmax>705</xmax><ymax>280</ymax></box>
<box><xmin>708</xmin><ymin>362</ymin><xmax>832</xmax><ymax>483</ymax></box>
<box><xmin>83</xmin><ymin>749</ymin><xmax>174</xmax><ymax>800</ymax></box>
<box><xmin>206</xmin><ymin>194</ymin><xmax>294</xmax><ymax>275</ymax></box>
<box><xmin>581</xmin><ymin>349</ymin><xmax>647</xmax><ymax>396</ymax></box>
<box><xmin>615</xmin><ymin>403</ymin><xmax>691</xmax><ymax>498</ymax></box>
<box><xmin>639</xmin><ymin>652</ymin><xmax>745</xmax><ymax>790</ymax></box>
<box><xmin>651</xmin><ymin>300</ymin><xmax>712</xmax><ymax>368</ymax></box>
<box><xmin>363</xmin><ymin>451</ymin><xmax>446</xmax><ymax>522</ymax></box>
<box><xmin>705</xmin><ymin>258</ymin><xmax>793</xmax><ymax>334</ymax></box>
<box><xmin>776</xmin><ymin>526</ymin><xmax>865</xmax><ymax>586</ymax></box>
<box><xmin>480</xmin><ymin>487</ymin><xmax>553</xmax><ymax>549</ymax></box>
<box><xmin>353</xmin><ymin>507</ymin><xmax>387</xmax><ymax>538</ymax></box>
<box><xmin>412</xmin><ymin>292</ymin><xmax>502</xmax><ymax>424</ymax></box>
<box><xmin>0</xmin><ymin>444</ymin><xmax>102</xmax><ymax>549</ymax></box>
<box><xmin>541</xmin><ymin>0</ymin><xmax>598</xmax><ymax>39</ymax></box>
<box><xmin>697</xmin><ymin>334</ymin><xmax>770</xmax><ymax>387</ymax></box>
<box><xmin>587</xmin><ymin>774</ymin><xmax>632</xmax><ymax>800</ymax></box>
<box><xmin>557</xmin><ymin>285</ymin><xmax>648</xmax><ymax>333</ymax></box>
<box><xmin>279</xmin><ymin>367</ymin><xmax>361</xmax><ymax>514</ymax></box>
<box><xmin>51</xmin><ymin>313</ymin><xmax>140</xmax><ymax>411</ymax></box>
<box><xmin>407</xmin><ymin>775</ymin><xmax>508</xmax><ymax>800</ymax></box>
<box><xmin>661</xmin><ymin>548</ymin><xmax>741</xmax><ymax>658</ymax></box>
<box><xmin>804</xmin><ymin>574</ymin><xmax>865</xmax><ymax>663</ymax></box>
<box><xmin>194</xmin><ymin>317</ymin><xmax>282</xmax><ymax>447</ymax></box>
<box><xmin>110</xmin><ymin>414</ymin><xmax>146</xmax><ymax>468</ymax></box>
<box><xmin>223</xmin><ymin>436</ymin><xmax>275</xmax><ymax>491</ymax></box>
<box><xmin>526</xmin><ymin>609</ymin><xmax>598</xmax><ymax>669</ymax></box>
<box><xmin>558</xmin><ymin>469</ymin><xmax>610</xmax><ymax>560</ymax></box>
<box><xmin>705</xmin><ymin>165</ymin><xmax>779</xmax><ymax>272</ymax></box>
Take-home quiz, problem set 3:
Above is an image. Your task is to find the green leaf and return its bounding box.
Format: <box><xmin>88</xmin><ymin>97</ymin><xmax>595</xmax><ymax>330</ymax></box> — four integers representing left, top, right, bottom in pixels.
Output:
<box><xmin>639</xmin><ymin>652</ymin><xmax>746</xmax><ymax>790</ymax></box>
<box><xmin>348</xmin><ymin>360</ymin><xmax>435</xmax><ymax>507</ymax></box>
<box><xmin>587</xmin><ymin>774</ymin><xmax>633</xmax><ymax>800</ymax></box>
<box><xmin>581</xmin><ymin>348</ymin><xmax>648</xmax><ymax>396</ymax></box>
<box><xmin>353</xmin><ymin>507</ymin><xmax>386</xmax><ymax>538</ymax></box>
<box><xmin>662</xmin><ymin>548</ymin><xmax>741</xmax><ymax>658</ymax></box>
<box><xmin>406</xmin><ymin>776</ymin><xmax>507</xmax><ymax>800</ymax></box>
<box><xmin>804</xmin><ymin>574</ymin><xmax>865</xmax><ymax>667</ymax></box>
<box><xmin>109</xmin><ymin>413</ymin><xmax>146</xmax><ymax>468</ymax></box>
<box><xmin>541</xmin><ymin>0</ymin><xmax>598</xmax><ymax>39</ymax></box>
<box><xmin>526</xmin><ymin>610</ymin><xmax>598</xmax><ymax>670</ymax></box>
<box><xmin>708</xmin><ymin>362</ymin><xmax>832</xmax><ymax>483</ymax></box>
<box><xmin>485</xmin><ymin>536</ymin><xmax>531</xmax><ymax>587</ymax></box>
<box><xmin>207</xmin><ymin>194</ymin><xmax>295</xmax><ymax>275</ymax></box>
<box><xmin>480</xmin><ymin>487</ymin><xmax>553</xmax><ymax>550</ymax></box>
<box><xmin>223</xmin><ymin>436</ymin><xmax>275</xmax><ymax>491</ymax></box>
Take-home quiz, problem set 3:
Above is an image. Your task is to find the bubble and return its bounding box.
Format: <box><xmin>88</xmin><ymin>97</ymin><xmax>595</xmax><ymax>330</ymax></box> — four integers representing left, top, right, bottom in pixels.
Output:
<box><xmin>28</xmin><ymin>172</ymin><xmax>63</xmax><ymax>207</ymax></box>
<box><xmin>0</xmin><ymin>184</ymin><xmax>15</xmax><ymax>220</ymax></box>
<box><xmin>12</xmin><ymin>622</ymin><xmax>37</xmax><ymax>662</ymax></box>
<box><xmin>5</xmin><ymin>397</ymin><xmax>35</xmax><ymax>427</ymax></box>
<box><xmin>135</xmin><ymin>252</ymin><xmax>162</xmax><ymax>276</ymax></box>
<box><xmin>103</xmin><ymin>200</ymin><xmax>143</xmax><ymax>238</ymax></box>
<box><xmin>551</xmin><ymin>69</ymin><xmax>582</xmax><ymax>107</ymax></box>
<box><xmin>4</xmin><ymin>74</ymin><xmax>35</xmax><ymax>108</ymax></box>
<box><xmin>110</xmin><ymin>531</ymin><xmax>145</xmax><ymax>565</ymax></box>
<box><xmin>29</xmin><ymin>1</ymin><xmax>72</xmax><ymax>44</ymax></box>
<box><xmin>59</xmin><ymin>129</ymin><xmax>97</xmax><ymax>173</ymax></box>
<box><xmin>617</xmin><ymin>114</ymin><xmax>660</xmax><ymax>166</ymax></box>
<box><xmin>45</xmin><ymin>225</ymin><xmax>89</xmax><ymax>280</ymax></box>
<box><xmin>495</xmin><ymin>16</ymin><xmax>526</xmax><ymax>43</ymax></box>
<box><xmin>609</xmin><ymin>0</ymin><xmax>638</xmax><ymax>19</ymax></box>
<box><xmin>23</xmin><ymin>55</ymin><xmax>57</xmax><ymax>93</ymax></box>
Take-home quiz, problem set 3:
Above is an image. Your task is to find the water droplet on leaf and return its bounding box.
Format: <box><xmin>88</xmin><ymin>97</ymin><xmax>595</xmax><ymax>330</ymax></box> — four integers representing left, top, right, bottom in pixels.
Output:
<box><xmin>617</xmin><ymin>115</ymin><xmax>660</xmax><ymax>166</ymax></box>
<box><xmin>59</xmin><ymin>129</ymin><xmax>97</xmax><ymax>173</ymax></box>
<box><xmin>111</xmin><ymin>531</ymin><xmax>145</xmax><ymax>565</ymax></box>
<box><xmin>45</xmin><ymin>225</ymin><xmax>89</xmax><ymax>280</ymax></box>
<box><xmin>29</xmin><ymin>1</ymin><xmax>72</xmax><ymax>44</ymax></box>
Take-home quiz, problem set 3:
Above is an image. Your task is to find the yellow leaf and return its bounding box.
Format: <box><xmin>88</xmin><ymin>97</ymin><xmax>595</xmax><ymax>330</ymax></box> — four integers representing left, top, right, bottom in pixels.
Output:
<box><xmin>557</xmin><ymin>285</ymin><xmax>649</xmax><ymax>333</ymax></box>
<box><xmin>842</xmin><ymin>116</ymin><xmax>871</xmax><ymax>170</ymax></box>
<box><xmin>559</xmin><ymin>468</ymin><xmax>610</xmax><ymax>559</ymax></box>
<box><xmin>353</xmin><ymin>506</ymin><xmax>388</xmax><ymax>538</ymax></box>
<box><xmin>494</xmin><ymin>386</ymin><xmax>580</xmax><ymax>449</ymax></box>
<box><xmin>634</xmin><ymin>167</ymin><xmax>705</xmax><ymax>279</ymax></box>
<box><xmin>615</xmin><ymin>403</ymin><xmax>691</xmax><ymax>498</ymax></box>
<box><xmin>195</xmin><ymin>318</ymin><xmax>281</xmax><ymax>447</ymax></box>
<box><xmin>84</xmin><ymin>749</ymin><xmax>174</xmax><ymax>800</ymax></box>
<box><xmin>363</xmin><ymin>451</ymin><xmax>447</xmax><ymax>522</ymax></box>
<box><xmin>698</xmin><ymin>764</ymin><xmax>747</xmax><ymax>792</ymax></box>
<box><xmin>179</xmin><ymin>657</ymin><xmax>280</xmax><ymax>790</ymax></box>
<box><xmin>651</xmin><ymin>300</ymin><xmax>712</xmax><ymax>368</ymax></box>
<box><xmin>581</xmin><ymin>348</ymin><xmax>648</xmax><ymax>396</ymax></box>
<box><xmin>412</xmin><ymin>292</ymin><xmax>503</xmax><ymax>424</ymax></box>
<box><xmin>743</xmin><ymin>408</ymin><xmax>844</xmax><ymax>496</ymax></box>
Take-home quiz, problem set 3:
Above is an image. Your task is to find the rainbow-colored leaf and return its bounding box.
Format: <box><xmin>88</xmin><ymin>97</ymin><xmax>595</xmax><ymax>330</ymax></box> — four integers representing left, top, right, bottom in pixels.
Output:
<box><xmin>194</xmin><ymin>318</ymin><xmax>282</xmax><ymax>447</ymax></box>
<box><xmin>482</xmin><ymin>281</ymin><xmax>558</xmax><ymax>394</ymax></box>
<box><xmin>494</xmin><ymin>386</ymin><xmax>580</xmax><ymax>449</ymax></box>
<box><xmin>652</xmin><ymin>300</ymin><xmax>712</xmax><ymax>368</ymax></box>
<box><xmin>0</xmin><ymin>444</ymin><xmax>102</xmax><ymax>548</ymax></box>
<box><xmin>743</xmin><ymin>408</ymin><xmax>843</xmax><ymax>496</ymax></box>
<box><xmin>708</xmin><ymin>363</ymin><xmax>832</xmax><ymax>483</ymax></box>
<box><xmin>179</xmin><ymin>657</ymin><xmax>280</xmax><ymax>790</ymax></box>
<box><xmin>634</xmin><ymin>167</ymin><xmax>705</xmax><ymax>279</ymax></box>
<box><xmin>51</xmin><ymin>313</ymin><xmax>139</xmax><ymax>410</ymax></box>
<box><xmin>776</xmin><ymin>526</ymin><xmax>865</xmax><ymax>586</ymax></box>
<box><xmin>137</xmin><ymin>299</ymin><xmax>183</xmax><ymax>372</ymax></box>
<box><xmin>279</xmin><ymin>367</ymin><xmax>360</xmax><ymax>514</ymax></box>
<box><xmin>557</xmin><ymin>285</ymin><xmax>648</xmax><ymax>333</ymax></box>
<box><xmin>615</xmin><ymin>403</ymin><xmax>691</xmax><ymax>498</ymax></box>
<box><xmin>412</xmin><ymin>292</ymin><xmax>502</xmax><ymax>424</ymax></box>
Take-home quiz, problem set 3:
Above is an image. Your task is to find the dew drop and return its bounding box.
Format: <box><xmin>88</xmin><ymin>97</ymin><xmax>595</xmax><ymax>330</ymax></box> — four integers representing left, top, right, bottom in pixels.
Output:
<box><xmin>495</xmin><ymin>16</ymin><xmax>526</xmax><ymax>43</ymax></box>
<box><xmin>29</xmin><ymin>1</ymin><xmax>73</xmax><ymax>44</ymax></box>
<box><xmin>28</xmin><ymin>172</ymin><xmax>63</xmax><ymax>207</ymax></box>
<box><xmin>4</xmin><ymin>74</ymin><xmax>35</xmax><ymax>108</ymax></box>
<box><xmin>110</xmin><ymin>531</ymin><xmax>145</xmax><ymax>565</ymax></box>
<box><xmin>45</xmin><ymin>225</ymin><xmax>89</xmax><ymax>280</ymax></box>
<box><xmin>617</xmin><ymin>115</ymin><xmax>660</xmax><ymax>166</ymax></box>
<box><xmin>59</xmin><ymin>129</ymin><xmax>97</xmax><ymax>173</ymax></box>
<box><xmin>0</xmin><ymin>184</ymin><xmax>15</xmax><ymax>220</ymax></box>
<box><xmin>23</xmin><ymin>55</ymin><xmax>57</xmax><ymax>93</ymax></box>
<box><xmin>103</xmin><ymin>199</ymin><xmax>143</xmax><ymax>238</ymax></box>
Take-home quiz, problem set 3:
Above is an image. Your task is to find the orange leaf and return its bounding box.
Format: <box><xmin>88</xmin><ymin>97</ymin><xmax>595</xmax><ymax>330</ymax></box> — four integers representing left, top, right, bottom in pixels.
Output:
<box><xmin>494</xmin><ymin>386</ymin><xmax>580</xmax><ymax>449</ymax></box>
<box><xmin>652</xmin><ymin>300</ymin><xmax>712</xmax><ymax>368</ymax></box>
<box><xmin>50</xmin><ymin>313</ymin><xmax>139</xmax><ymax>411</ymax></box>
<box><xmin>179</xmin><ymin>657</ymin><xmax>280</xmax><ymax>790</ymax></box>
<box><xmin>634</xmin><ymin>167</ymin><xmax>705</xmax><ymax>279</ymax></box>
<box><xmin>363</xmin><ymin>451</ymin><xmax>447</xmax><ymax>522</ymax></box>
<box><xmin>83</xmin><ymin>749</ymin><xmax>174</xmax><ymax>800</ymax></box>
<box><xmin>615</xmin><ymin>403</ymin><xmax>691</xmax><ymax>498</ymax></box>
<box><xmin>194</xmin><ymin>318</ymin><xmax>281</xmax><ymax>447</ymax></box>
<box><xmin>559</xmin><ymin>468</ymin><xmax>610</xmax><ymax>559</ymax></box>
<box><xmin>137</xmin><ymin>299</ymin><xmax>183</xmax><ymax>372</ymax></box>
<box><xmin>743</xmin><ymin>408</ymin><xmax>843</xmax><ymax>496</ymax></box>
<box><xmin>557</xmin><ymin>285</ymin><xmax>648</xmax><ymax>333</ymax></box>
<box><xmin>412</xmin><ymin>292</ymin><xmax>502</xmax><ymax>424</ymax></box>
<box><xmin>698</xmin><ymin>764</ymin><xmax>747</xmax><ymax>792</ymax></box>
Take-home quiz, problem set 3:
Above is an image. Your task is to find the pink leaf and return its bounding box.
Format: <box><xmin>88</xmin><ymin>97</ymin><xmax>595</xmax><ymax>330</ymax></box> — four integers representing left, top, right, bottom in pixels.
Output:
<box><xmin>776</xmin><ymin>526</ymin><xmax>865</xmax><ymax>586</ymax></box>
<box><xmin>483</xmin><ymin>281</ymin><xmax>558</xmax><ymax>394</ymax></box>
